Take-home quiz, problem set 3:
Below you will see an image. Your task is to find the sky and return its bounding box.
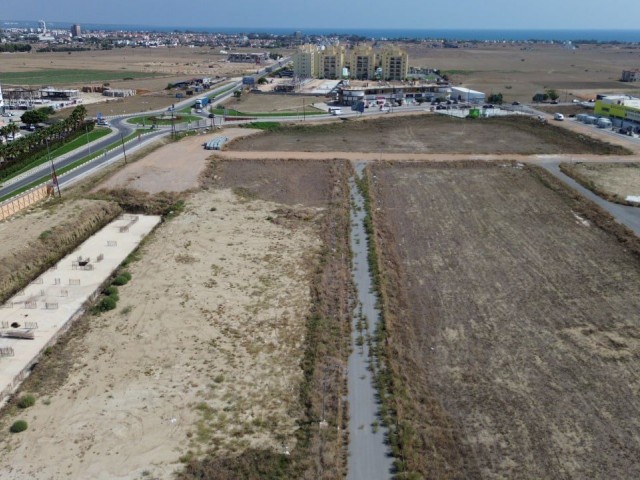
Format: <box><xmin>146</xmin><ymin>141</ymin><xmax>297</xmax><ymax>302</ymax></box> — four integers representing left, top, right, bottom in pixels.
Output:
<box><xmin>5</xmin><ymin>0</ymin><xmax>640</xmax><ymax>30</ymax></box>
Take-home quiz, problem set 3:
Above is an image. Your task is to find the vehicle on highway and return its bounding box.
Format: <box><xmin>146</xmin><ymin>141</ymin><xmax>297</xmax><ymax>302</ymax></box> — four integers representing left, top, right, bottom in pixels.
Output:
<box><xmin>329</xmin><ymin>107</ymin><xmax>342</xmax><ymax>116</ymax></box>
<box><xmin>554</xmin><ymin>113</ymin><xmax>565</xmax><ymax>121</ymax></box>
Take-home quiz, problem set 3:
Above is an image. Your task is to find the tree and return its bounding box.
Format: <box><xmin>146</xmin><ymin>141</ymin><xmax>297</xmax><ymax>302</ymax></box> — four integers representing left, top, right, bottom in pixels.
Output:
<box><xmin>546</xmin><ymin>89</ymin><xmax>559</xmax><ymax>101</ymax></box>
<box><xmin>21</xmin><ymin>110</ymin><xmax>48</xmax><ymax>126</ymax></box>
<box><xmin>487</xmin><ymin>93</ymin><xmax>504</xmax><ymax>104</ymax></box>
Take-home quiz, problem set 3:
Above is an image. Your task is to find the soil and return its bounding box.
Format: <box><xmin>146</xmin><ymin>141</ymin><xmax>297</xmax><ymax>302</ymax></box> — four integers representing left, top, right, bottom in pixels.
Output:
<box><xmin>0</xmin><ymin>187</ymin><xmax>321</xmax><ymax>479</ymax></box>
<box><xmin>94</xmin><ymin>128</ymin><xmax>260</xmax><ymax>194</ymax></box>
<box><xmin>228</xmin><ymin>115</ymin><xmax>629</xmax><ymax>155</ymax></box>
<box><xmin>222</xmin><ymin>94</ymin><xmax>324</xmax><ymax>113</ymax></box>
<box><xmin>369</xmin><ymin>161</ymin><xmax>640</xmax><ymax>479</ymax></box>
<box><xmin>560</xmin><ymin>162</ymin><xmax>640</xmax><ymax>206</ymax></box>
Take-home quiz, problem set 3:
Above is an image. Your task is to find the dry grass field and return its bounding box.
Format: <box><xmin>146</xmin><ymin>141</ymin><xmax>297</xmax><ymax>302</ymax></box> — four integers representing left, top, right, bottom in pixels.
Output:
<box><xmin>229</xmin><ymin>114</ymin><xmax>630</xmax><ymax>155</ymax></box>
<box><xmin>368</xmin><ymin>161</ymin><xmax>640</xmax><ymax>479</ymax></box>
<box><xmin>404</xmin><ymin>43</ymin><xmax>640</xmax><ymax>102</ymax></box>
<box><xmin>560</xmin><ymin>162</ymin><xmax>640</xmax><ymax>206</ymax></box>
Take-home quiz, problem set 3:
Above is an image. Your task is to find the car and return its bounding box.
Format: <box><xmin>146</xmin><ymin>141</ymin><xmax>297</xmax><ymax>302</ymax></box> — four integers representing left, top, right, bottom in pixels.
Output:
<box><xmin>208</xmin><ymin>113</ymin><xmax>215</xmax><ymax>118</ymax></box>
<box><xmin>482</xmin><ymin>104</ymin><xmax>495</xmax><ymax>109</ymax></box>
<box><xmin>512</xmin><ymin>101</ymin><xmax>521</xmax><ymax>106</ymax></box>
<box><xmin>550</xmin><ymin>100</ymin><xmax>559</xmax><ymax>104</ymax></box>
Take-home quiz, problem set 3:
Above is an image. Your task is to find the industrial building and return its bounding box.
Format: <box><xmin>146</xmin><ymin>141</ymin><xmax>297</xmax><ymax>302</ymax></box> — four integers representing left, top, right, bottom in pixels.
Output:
<box><xmin>338</xmin><ymin>82</ymin><xmax>449</xmax><ymax>107</ymax></box>
<box><xmin>594</xmin><ymin>95</ymin><xmax>640</xmax><ymax>126</ymax></box>
<box><xmin>293</xmin><ymin>44</ymin><xmax>409</xmax><ymax>81</ymax></box>
<box><xmin>450</xmin><ymin>87</ymin><xmax>485</xmax><ymax>104</ymax></box>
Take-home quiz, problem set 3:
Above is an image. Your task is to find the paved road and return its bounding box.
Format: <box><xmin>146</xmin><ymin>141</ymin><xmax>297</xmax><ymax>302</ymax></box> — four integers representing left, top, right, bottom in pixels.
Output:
<box><xmin>347</xmin><ymin>164</ymin><xmax>394</xmax><ymax>480</ymax></box>
<box><xmin>539</xmin><ymin>160</ymin><xmax>640</xmax><ymax>236</ymax></box>
<box><xmin>0</xmin><ymin>80</ymin><xmax>245</xmax><ymax>200</ymax></box>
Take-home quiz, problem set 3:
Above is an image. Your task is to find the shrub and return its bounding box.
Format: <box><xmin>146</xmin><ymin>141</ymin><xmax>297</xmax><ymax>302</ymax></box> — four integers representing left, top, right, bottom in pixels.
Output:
<box><xmin>17</xmin><ymin>394</ymin><xmax>35</xmax><ymax>409</ymax></box>
<box><xmin>104</xmin><ymin>285</ymin><xmax>119</xmax><ymax>297</ymax></box>
<box><xmin>96</xmin><ymin>296</ymin><xmax>117</xmax><ymax>312</ymax></box>
<box><xmin>112</xmin><ymin>275</ymin><xmax>129</xmax><ymax>286</ymax></box>
<box><xmin>10</xmin><ymin>420</ymin><xmax>28</xmax><ymax>433</ymax></box>
<box><xmin>121</xmin><ymin>271</ymin><xmax>132</xmax><ymax>281</ymax></box>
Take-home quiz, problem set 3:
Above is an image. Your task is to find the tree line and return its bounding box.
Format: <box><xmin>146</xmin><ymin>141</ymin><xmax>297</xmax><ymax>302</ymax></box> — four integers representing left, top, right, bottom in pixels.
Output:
<box><xmin>0</xmin><ymin>43</ymin><xmax>32</xmax><ymax>53</ymax></box>
<box><xmin>0</xmin><ymin>105</ymin><xmax>92</xmax><ymax>181</ymax></box>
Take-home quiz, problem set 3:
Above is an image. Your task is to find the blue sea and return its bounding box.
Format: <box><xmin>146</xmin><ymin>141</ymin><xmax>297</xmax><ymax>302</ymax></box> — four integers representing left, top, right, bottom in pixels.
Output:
<box><xmin>3</xmin><ymin>20</ymin><xmax>640</xmax><ymax>42</ymax></box>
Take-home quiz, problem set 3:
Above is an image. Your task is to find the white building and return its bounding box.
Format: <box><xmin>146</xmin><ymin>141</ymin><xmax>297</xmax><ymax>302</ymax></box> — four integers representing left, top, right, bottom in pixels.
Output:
<box><xmin>450</xmin><ymin>87</ymin><xmax>485</xmax><ymax>104</ymax></box>
<box><xmin>0</xmin><ymin>83</ymin><xmax>4</xmax><ymax>111</ymax></box>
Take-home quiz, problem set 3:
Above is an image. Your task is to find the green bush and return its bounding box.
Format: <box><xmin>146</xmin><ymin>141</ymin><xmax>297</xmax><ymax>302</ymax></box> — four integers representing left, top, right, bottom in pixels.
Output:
<box><xmin>112</xmin><ymin>275</ymin><xmax>129</xmax><ymax>286</ymax></box>
<box><xmin>17</xmin><ymin>394</ymin><xmax>35</xmax><ymax>409</ymax></box>
<box><xmin>96</xmin><ymin>296</ymin><xmax>117</xmax><ymax>312</ymax></box>
<box><xmin>121</xmin><ymin>271</ymin><xmax>132</xmax><ymax>281</ymax></box>
<box><xmin>104</xmin><ymin>285</ymin><xmax>119</xmax><ymax>301</ymax></box>
<box><xmin>10</xmin><ymin>420</ymin><xmax>28</xmax><ymax>433</ymax></box>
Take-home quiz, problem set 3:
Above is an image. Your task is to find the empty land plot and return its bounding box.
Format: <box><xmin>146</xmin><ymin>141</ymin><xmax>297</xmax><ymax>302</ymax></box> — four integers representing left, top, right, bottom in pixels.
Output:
<box><xmin>404</xmin><ymin>43</ymin><xmax>640</xmax><ymax>102</ymax></box>
<box><xmin>228</xmin><ymin>115</ymin><xmax>629</xmax><ymax>155</ymax></box>
<box><xmin>560</xmin><ymin>162</ymin><xmax>640</xmax><ymax>206</ymax></box>
<box><xmin>0</xmin><ymin>160</ymin><xmax>351</xmax><ymax>480</ymax></box>
<box><xmin>221</xmin><ymin>93</ymin><xmax>324</xmax><ymax>114</ymax></box>
<box><xmin>369</xmin><ymin>162</ymin><xmax>640</xmax><ymax>479</ymax></box>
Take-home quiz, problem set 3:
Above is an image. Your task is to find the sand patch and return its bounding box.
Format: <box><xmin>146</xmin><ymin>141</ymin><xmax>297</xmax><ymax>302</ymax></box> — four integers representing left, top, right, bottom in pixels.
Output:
<box><xmin>0</xmin><ymin>188</ymin><xmax>321</xmax><ymax>480</ymax></box>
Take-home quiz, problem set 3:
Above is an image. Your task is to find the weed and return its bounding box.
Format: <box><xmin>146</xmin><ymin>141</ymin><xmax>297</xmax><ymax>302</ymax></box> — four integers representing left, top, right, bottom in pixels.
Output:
<box><xmin>17</xmin><ymin>394</ymin><xmax>35</xmax><ymax>409</ymax></box>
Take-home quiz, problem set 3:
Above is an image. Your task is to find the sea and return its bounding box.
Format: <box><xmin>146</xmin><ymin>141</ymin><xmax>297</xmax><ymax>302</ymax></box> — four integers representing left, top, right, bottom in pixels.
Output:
<box><xmin>3</xmin><ymin>20</ymin><xmax>640</xmax><ymax>43</ymax></box>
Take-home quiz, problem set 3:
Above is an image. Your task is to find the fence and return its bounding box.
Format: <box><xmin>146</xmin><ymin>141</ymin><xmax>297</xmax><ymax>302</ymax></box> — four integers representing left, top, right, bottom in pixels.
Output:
<box><xmin>0</xmin><ymin>185</ymin><xmax>53</xmax><ymax>221</ymax></box>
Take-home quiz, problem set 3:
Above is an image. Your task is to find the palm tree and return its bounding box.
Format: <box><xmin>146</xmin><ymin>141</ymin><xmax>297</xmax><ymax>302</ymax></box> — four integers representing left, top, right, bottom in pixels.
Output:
<box><xmin>5</xmin><ymin>123</ymin><xmax>19</xmax><ymax>141</ymax></box>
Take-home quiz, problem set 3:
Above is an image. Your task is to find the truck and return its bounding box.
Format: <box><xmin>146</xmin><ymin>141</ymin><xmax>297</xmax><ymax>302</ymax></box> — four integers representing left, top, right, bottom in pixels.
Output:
<box><xmin>194</xmin><ymin>97</ymin><xmax>210</xmax><ymax>112</ymax></box>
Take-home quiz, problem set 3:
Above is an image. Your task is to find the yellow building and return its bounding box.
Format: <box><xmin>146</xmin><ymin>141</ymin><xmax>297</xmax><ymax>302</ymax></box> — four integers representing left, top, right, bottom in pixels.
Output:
<box><xmin>317</xmin><ymin>46</ymin><xmax>345</xmax><ymax>79</ymax></box>
<box><xmin>379</xmin><ymin>45</ymin><xmax>409</xmax><ymax>81</ymax></box>
<box><xmin>348</xmin><ymin>45</ymin><xmax>376</xmax><ymax>80</ymax></box>
<box><xmin>293</xmin><ymin>43</ymin><xmax>408</xmax><ymax>80</ymax></box>
<box><xmin>293</xmin><ymin>44</ymin><xmax>317</xmax><ymax>78</ymax></box>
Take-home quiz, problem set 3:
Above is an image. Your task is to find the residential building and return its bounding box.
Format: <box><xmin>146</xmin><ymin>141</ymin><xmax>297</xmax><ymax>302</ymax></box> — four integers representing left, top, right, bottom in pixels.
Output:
<box><xmin>70</xmin><ymin>24</ymin><xmax>81</xmax><ymax>37</ymax></box>
<box><xmin>379</xmin><ymin>46</ymin><xmax>408</xmax><ymax>81</ymax></box>
<box><xmin>292</xmin><ymin>43</ymin><xmax>408</xmax><ymax>80</ymax></box>
<box><xmin>349</xmin><ymin>45</ymin><xmax>376</xmax><ymax>80</ymax></box>
<box><xmin>293</xmin><ymin>44</ymin><xmax>317</xmax><ymax>78</ymax></box>
<box><xmin>317</xmin><ymin>45</ymin><xmax>345</xmax><ymax>79</ymax></box>
<box><xmin>621</xmin><ymin>69</ymin><xmax>640</xmax><ymax>82</ymax></box>
<box><xmin>227</xmin><ymin>52</ymin><xmax>269</xmax><ymax>63</ymax></box>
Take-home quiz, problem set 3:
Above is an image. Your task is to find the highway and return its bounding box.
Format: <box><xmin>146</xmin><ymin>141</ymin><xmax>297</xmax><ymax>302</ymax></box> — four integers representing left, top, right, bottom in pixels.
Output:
<box><xmin>0</xmin><ymin>60</ymin><xmax>303</xmax><ymax>200</ymax></box>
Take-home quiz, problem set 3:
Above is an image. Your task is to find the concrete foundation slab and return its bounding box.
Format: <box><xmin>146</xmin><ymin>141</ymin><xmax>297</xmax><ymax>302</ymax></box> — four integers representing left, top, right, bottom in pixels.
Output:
<box><xmin>0</xmin><ymin>214</ymin><xmax>161</xmax><ymax>405</ymax></box>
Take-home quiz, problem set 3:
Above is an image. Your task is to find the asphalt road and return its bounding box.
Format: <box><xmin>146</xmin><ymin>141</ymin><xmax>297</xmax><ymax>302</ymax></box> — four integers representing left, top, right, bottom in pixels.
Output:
<box><xmin>0</xmin><ymin>80</ymin><xmax>246</xmax><ymax>199</ymax></box>
<box><xmin>347</xmin><ymin>164</ymin><xmax>394</xmax><ymax>480</ymax></box>
<box><xmin>539</xmin><ymin>161</ymin><xmax>640</xmax><ymax>236</ymax></box>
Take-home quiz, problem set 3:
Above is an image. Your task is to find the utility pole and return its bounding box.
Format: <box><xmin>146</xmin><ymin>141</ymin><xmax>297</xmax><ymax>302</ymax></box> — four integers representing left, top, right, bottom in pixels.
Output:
<box><xmin>84</xmin><ymin>122</ymin><xmax>92</xmax><ymax>155</ymax></box>
<box><xmin>46</xmin><ymin>139</ymin><xmax>61</xmax><ymax>197</ymax></box>
<box><xmin>119</xmin><ymin>132</ymin><xmax>128</xmax><ymax>164</ymax></box>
